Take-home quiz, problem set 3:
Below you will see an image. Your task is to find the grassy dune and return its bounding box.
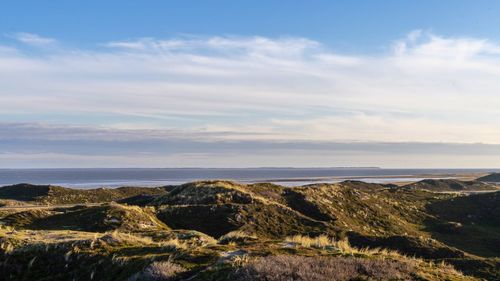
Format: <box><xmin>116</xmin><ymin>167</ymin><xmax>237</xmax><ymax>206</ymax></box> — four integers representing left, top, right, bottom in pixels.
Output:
<box><xmin>0</xmin><ymin>179</ymin><xmax>499</xmax><ymax>280</ymax></box>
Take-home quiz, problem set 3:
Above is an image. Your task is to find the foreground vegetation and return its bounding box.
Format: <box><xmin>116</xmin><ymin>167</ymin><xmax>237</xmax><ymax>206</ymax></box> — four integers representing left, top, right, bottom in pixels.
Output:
<box><xmin>0</xmin><ymin>178</ymin><xmax>498</xmax><ymax>280</ymax></box>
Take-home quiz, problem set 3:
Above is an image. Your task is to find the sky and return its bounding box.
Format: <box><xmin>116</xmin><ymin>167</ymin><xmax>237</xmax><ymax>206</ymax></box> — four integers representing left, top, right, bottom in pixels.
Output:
<box><xmin>1</xmin><ymin>1</ymin><xmax>500</xmax><ymax>168</ymax></box>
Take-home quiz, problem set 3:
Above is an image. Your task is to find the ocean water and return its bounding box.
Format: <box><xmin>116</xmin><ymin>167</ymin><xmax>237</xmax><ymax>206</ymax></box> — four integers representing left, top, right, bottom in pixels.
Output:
<box><xmin>0</xmin><ymin>168</ymin><xmax>497</xmax><ymax>188</ymax></box>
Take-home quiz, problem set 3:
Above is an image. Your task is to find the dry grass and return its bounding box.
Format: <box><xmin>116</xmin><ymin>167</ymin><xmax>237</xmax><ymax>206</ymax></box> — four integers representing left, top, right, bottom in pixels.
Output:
<box><xmin>99</xmin><ymin>231</ymin><xmax>194</xmax><ymax>253</ymax></box>
<box><xmin>285</xmin><ymin>235</ymin><xmax>337</xmax><ymax>249</ymax></box>
<box><xmin>159</xmin><ymin>238</ymin><xmax>189</xmax><ymax>250</ymax></box>
<box><xmin>100</xmin><ymin>230</ymin><xmax>154</xmax><ymax>246</ymax></box>
<box><xmin>0</xmin><ymin>224</ymin><xmax>197</xmax><ymax>257</ymax></box>
<box><xmin>284</xmin><ymin>235</ymin><xmax>361</xmax><ymax>253</ymax></box>
<box><xmin>0</xmin><ymin>199</ymin><xmax>31</xmax><ymax>207</ymax></box>
<box><xmin>284</xmin><ymin>235</ymin><xmax>409</xmax><ymax>258</ymax></box>
<box><xmin>280</xmin><ymin>235</ymin><xmax>470</xmax><ymax>280</ymax></box>
<box><xmin>0</xmin><ymin>225</ymin><xmax>101</xmax><ymax>245</ymax></box>
<box><xmin>219</xmin><ymin>230</ymin><xmax>257</xmax><ymax>244</ymax></box>
<box><xmin>230</xmin><ymin>254</ymin><xmax>251</xmax><ymax>267</ymax></box>
<box><xmin>231</xmin><ymin>255</ymin><xmax>416</xmax><ymax>281</ymax></box>
<box><xmin>135</xmin><ymin>261</ymin><xmax>186</xmax><ymax>281</ymax></box>
<box><xmin>0</xmin><ymin>240</ymin><xmax>14</xmax><ymax>253</ymax></box>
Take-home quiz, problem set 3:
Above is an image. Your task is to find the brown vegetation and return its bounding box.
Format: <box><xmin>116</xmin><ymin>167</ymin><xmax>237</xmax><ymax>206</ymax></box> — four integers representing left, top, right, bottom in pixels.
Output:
<box><xmin>231</xmin><ymin>255</ymin><xmax>416</xmax><ymax>281</ymax></box>
<box><xmin>131</xmin><ymin>261</ymin><xmax>186</xmax><ymax>281</ymax></box>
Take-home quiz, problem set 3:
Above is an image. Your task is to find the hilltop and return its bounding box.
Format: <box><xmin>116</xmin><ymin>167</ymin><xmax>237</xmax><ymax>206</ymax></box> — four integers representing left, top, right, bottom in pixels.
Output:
<box><xmin>402</xmin><ymin>179</ymin><xmax>497</xmax><ymax>192</ymax></box>
<box><xmin>2</xmin><ymin>203</ymin><xmax>169</xmax><ymax>233</ymax></box>
<box><xmin>0</xmin><ymin>183</ymin><xmax>167</xmax><ymax>205</ymax></box>
<box><xmin>0</xmin><ymin>180</ymin><xmax>498</xmax><ymax>280</ymax></box>
<box><xmin>477</xmin><ymin>173</ymin><xmax>500</xmax><ymax>183</ymax></box>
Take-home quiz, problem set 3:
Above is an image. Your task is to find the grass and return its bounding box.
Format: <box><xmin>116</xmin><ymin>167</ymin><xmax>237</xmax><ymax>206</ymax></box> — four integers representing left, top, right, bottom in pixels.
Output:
<box><xmin>100</xmin><ymin>230</ymin><xmax>155</xmax><ymax>246</ymax></box>
<box><xmin>476</xmin><ymin>173</ymin><xmax>500</xmax><ymax>183</ymax></box>
<box><xmin>225</xmin><ymin>254</ymin><xmax>473</xmax><ymax>281</ymax></box>
<box><xmin>403</xmin><ymin>179</ymin><xmax>498</xmax><ymax>192</ymax></box>
<box><xmin>0</xmin><ymin>225</ymin><xmax>214</xmax><ymax>280</ymax></box>
<box><xmin>230</xmin><ymin>255</ymin><xmax>417</xmax><ymax>281</ymax></box>
<box><xmin>2</xmin><ymin>209</ymin><xmax>55</xmax><ymax>228</ymax></box>
<box><xmin>0</xmin><ymin>183</ymin><xmax>167</xmax><ymax>204</ymax></box>
<box><xmin>133</xmin><ymin>261</ymin><xmax>186</xmax><ymax>281</ymax></box>
<box><xmin>218</xmin><ymin>230</ymin><xmax>258</xmax><ymax>244</ymax></box>
<box><xmin>425</xmin><ymin>191</ymin><xmax>500</xmax><ymax>257</ymax></box>
<box><xmin>0</xmin><ymin>180</ymin><xmax>498</xmax><ymax>280</ymax></box>
<box><xmin>283</xmin><ymin>234</ymin><xmax>406</xmax><ymax>258</ymax></box>
<box><xmin>0</xmin><ymin>225</ymin><xmax>483</xmax><ymax>281</ymax></box>
<box><xmin>7</xmin><ymin>203</ymin><xmax>170</xmax><ymax>233</ymax></box>
<box><xmin>159</xmin><ymin>238</ymin><xmax>189</xmax><ymax>250</ymax></box>
<box><xmin>285</xmin><ymin>235</ymin><xmax>338</xmax><ymax>249</ymax></box>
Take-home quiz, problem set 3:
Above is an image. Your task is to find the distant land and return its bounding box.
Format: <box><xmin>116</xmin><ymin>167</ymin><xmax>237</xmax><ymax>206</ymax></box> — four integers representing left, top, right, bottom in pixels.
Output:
<box><xmin>0</xmin><ymin>168</ymin><xmax>497</xmax><ymax>188</ymax></box>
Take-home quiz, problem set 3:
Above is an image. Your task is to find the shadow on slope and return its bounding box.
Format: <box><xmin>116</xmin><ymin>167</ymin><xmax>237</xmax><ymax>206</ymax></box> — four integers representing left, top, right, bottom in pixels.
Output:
<box><xmin>424</xmin><ymin>191</ymin><xmax>500</xmax><ymax>257</ymax></box>
<box><xmin>403</xmin><ymin>179</ymin><xmax>497</xmax><ymax>192</ymax></box>
<box><xmin>5</xmin><ymin>203</ymin><xmax>169</xmax><ymax>233</ymax></box>
<box><xmin>152</xmin><ymin>181</ymin><xmax>334</xmax><ymax>238</ymax></box>
<box><xmin>0</xmin><ymin>183</ymin><xmax>167</xmax><ymax>205</ymax></box>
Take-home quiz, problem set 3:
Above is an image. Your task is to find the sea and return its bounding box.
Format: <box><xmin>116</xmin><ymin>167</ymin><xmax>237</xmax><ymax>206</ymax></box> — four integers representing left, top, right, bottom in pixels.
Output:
<box><xmin>0</xmin><ymin>168</ymin><xmax>498</xmax><ymax>189</ymax></box>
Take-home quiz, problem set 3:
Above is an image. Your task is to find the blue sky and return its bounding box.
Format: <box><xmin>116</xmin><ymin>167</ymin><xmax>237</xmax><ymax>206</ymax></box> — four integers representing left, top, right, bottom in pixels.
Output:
<box><xmin>3</xmin><ymin>1</ymin><xmax>500</xmax><ymax>52</ymax></box>
<box><xmin>1</xmin><ymin>1</ymin><xmax>500</xmax><ymax>168</ymax></box>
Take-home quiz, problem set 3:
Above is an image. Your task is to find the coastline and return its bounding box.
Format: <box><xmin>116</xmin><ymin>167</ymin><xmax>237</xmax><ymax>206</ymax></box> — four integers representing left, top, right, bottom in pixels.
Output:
<box><xmin>0</xmin><ymin>169</ymin><xmax>494</xmax><ymax>188</ymax></box>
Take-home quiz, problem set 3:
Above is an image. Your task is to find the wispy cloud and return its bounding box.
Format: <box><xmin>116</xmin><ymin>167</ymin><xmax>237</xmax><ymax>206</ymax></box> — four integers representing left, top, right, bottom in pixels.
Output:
<box><xmin>0</xmin><ymin>122</ymin><xmax>277</xmax><ymax>142</ymax></box>
<box><xmin>1</xmin><ymin>31</ymin><xmax>500</xmax><ymax>167</ymax></box>
<box><xmin>104</xmin><ymin>36</ymin><xmax>320</xmax><ymax>56</ymax></box>
<box><xmin>9</xmin><ymin>32</ymin><xmax>56</xmax><ymax>46</ymax></box>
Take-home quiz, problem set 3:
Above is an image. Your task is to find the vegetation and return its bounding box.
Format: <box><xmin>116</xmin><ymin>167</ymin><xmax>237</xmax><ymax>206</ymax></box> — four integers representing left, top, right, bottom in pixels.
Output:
<box><xmin>0</xmin><ymin>183</ymin><xmax>167</xmax><ymax>205</ymax></box>
<box><xmin>0</xmin><ymin>179</ymin><xmax>498</xmax><ymax>280</ymax></box>
<box><xmin>3</xmin><ymin>203</ymin><xmax>169</xmax><ymax>233</ymax></box>
<box><xmin>477</xmin><ymin>172</ymin><xmax>500</xmax><ymax>183</ymax></box>
<box><xmin>232</xmin><ymin>256</ymin><xmax>414</xmax><ymax>281</ymax></box>
<box><xmin>402</xmin><ymin>179</ymin><xmax>498</xmax><ymax>192</ymax></box>
<box><xmin>425</xmin><ymin>191</ymin><xmax>500</xmax><ymax>257</ymax></box>
<box><xmin>130</xmin><ymin>261</ymin><xmax>186</xmax><ymax>281</ymax></box>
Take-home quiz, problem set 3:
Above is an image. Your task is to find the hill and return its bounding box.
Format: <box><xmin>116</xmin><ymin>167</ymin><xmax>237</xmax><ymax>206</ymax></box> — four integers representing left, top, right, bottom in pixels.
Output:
<box><xmin>0</xmin><ymin>183</ymin><xmax>167</xmax><ymax>205</ymax></box>
<box><xmin>3</xmin><ymin>203</ymin><xmax>169</xmax><ymax>233</ymax></box>
<box><xmin>152</xmin><ymin>181</ymin><xmax>334</xmax><ymax>238</ymax></box>
<box><xmin>402</xmin><ymin>179</ymin><xmax>497</xmax><ymax>192</ymax></box>
<box><xmin>425</xmin><ymin>191</ymin><xmax>500</xmax><ymax>257</ymax></box>
<box><xmin>477</xmin><ymin>173</ymin><xmax>500</xmax><ymax>183</ymax></box>
<box><xmin>0</xmin><ymin>180</ymin><xmax>498</xmax><ymax>280</ymax></box>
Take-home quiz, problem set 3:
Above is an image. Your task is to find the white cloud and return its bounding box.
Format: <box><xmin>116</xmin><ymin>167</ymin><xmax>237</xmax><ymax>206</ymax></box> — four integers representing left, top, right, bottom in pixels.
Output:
<box><xmin>1</xmin><ymin>30</ymin><xmax>500</xmax><ymax>160</ymax></box>
<box><xmin>10</xmin><ymin>32</ymin><xmax>56</xmax><ymax>46</ymax></box>
<box><xmin>104</xmin><ymin>36</ymin><xmax>319</xmax><ymax>56</ymax></box>
<box><xmin>393</xmin><ymin>30</ymin><xmax>500</xmax><ymax>61</ymax></box>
